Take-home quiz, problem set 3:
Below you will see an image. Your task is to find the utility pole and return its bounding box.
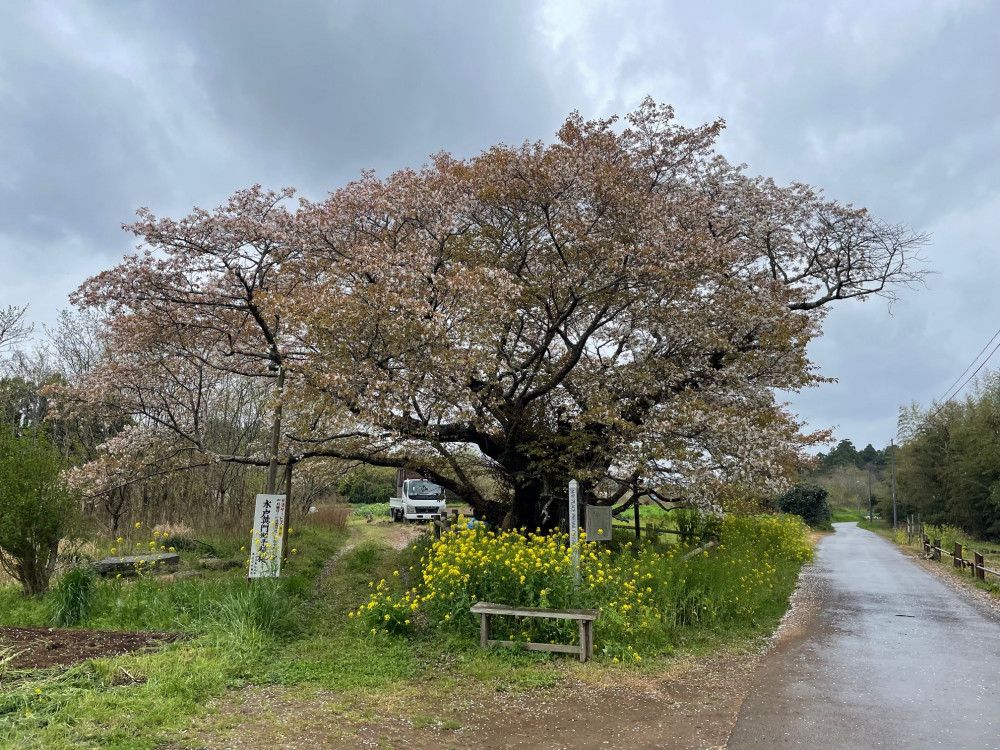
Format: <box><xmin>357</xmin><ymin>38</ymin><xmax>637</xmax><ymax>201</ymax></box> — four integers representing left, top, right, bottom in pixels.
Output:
<box><xmin>890</xmin><ymin>438</ymin><xmax>898</xmax><ymax>530</ymax></box>
<box><xmin>867</xmin><ymin>464</ymin><xmax>873</xmax><ymax>523</ymax></box>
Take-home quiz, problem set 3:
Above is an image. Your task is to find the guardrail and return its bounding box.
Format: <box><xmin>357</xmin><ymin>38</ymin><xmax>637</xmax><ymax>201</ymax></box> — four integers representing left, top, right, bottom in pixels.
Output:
<box><xmin>923</xmin><ymin>536</ymin><xmax>1000</xmax><ymax>582</ymax></box>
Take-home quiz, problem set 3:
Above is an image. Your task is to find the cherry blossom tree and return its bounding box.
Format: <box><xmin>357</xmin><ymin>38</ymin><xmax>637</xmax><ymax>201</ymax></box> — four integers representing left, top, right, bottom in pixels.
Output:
<box><xmin>61</xmin><ymin>187</ymin><xmax>307</xmax><ymax>498</ymax></box>
<box><xmin>66</xmin><ymin>100</ymin><xmax>928</xmax><ymax>529</ymax></box>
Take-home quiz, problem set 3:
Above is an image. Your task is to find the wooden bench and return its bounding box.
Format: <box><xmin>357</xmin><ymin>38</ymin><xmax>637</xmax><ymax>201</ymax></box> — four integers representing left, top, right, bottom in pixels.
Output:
<box><xmin>470</xmin><ymin>601</ymin><xmax>600</xmax><ymax>663</ymax></box>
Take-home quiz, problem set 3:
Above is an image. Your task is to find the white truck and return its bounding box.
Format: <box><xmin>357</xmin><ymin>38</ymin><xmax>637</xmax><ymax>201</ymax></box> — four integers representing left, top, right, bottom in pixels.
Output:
<box><xmin>389</xmin><ymin>470</ymin><xmax>447</xmax><ymax>522</ymax></box>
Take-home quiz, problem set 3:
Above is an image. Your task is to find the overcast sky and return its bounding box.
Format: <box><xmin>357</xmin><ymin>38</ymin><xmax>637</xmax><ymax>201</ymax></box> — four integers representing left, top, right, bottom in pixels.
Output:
<box><xmin>2</xmin><ymin>0</ymin><xmax>998</xmax><ymax>451</ymax></box>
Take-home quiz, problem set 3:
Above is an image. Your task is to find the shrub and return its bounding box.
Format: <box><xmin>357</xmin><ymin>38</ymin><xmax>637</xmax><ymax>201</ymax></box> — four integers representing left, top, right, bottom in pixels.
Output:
<box><xmin>352</xmin><ymin>502</ymin><xmax>391</xmax><ymax>518</ymax></box>
<box><xmin>0</xmin><ymin>427</ymin><xmax>82</xmax><ymax>595</ymax></box>
<box><xmin>777</xmin><ymin>483</ymin><xmax>832</xmax><ymax>529</ymax></box>
<box><xmin>674</xmin><ymin>507</ymin><xmax>723</xmax><ymax>539</ymax></box>
<box><xmin>355</xmin><ymin>514</ymin><xmax>812</xmax><ymax>659</ymax></box>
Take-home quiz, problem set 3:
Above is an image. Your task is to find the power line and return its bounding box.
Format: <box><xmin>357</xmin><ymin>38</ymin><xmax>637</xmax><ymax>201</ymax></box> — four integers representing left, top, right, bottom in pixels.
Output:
<box><xmin>935</xmin><ymin>325</ymin><xmax>1000</xmax><ymax>405</ymax></box>
<box><xmin>928</xmin><ymin>332</ymin><xmax>1000</xmax><ymax>420</ymax></box>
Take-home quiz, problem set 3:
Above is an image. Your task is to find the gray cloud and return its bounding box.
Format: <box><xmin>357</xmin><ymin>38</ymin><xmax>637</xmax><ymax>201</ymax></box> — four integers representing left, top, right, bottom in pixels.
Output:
<box><xmin>1</xmin><ymin>0</ymin><xmax>997</xmax><ymax>450</ymax></box>
<box><xmin>0</xmin><ymin>0</ymin><xmax>566</xmax><ymax>314</ymax></box>
<box><xmin>123</xmin><ymin>0</ymin><xmax>566</xmax><ymax>193</ymax></box>
<box><xmin>533</xmin><ymin>0</ymin><xmax>1000</xmax><ymax>448</ymax></box>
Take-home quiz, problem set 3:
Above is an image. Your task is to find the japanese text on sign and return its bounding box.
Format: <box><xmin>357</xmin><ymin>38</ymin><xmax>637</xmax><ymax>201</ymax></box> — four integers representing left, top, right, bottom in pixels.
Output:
<box><xmin>249</xmin><ymin>493</ymin><xmax>286</xmax><ymax>578</ymax></box>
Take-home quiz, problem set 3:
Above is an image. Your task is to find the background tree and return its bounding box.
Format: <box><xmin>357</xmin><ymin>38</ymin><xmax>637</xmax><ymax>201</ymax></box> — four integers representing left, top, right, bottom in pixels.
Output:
<box><xmin>0</xmin><ymin>426</ymin><xmax>82</xmax><ymax>595</ymax></box>
<box><xmin>895</xmin><ymin>385</ymin><xmax>1000</xmax><ymax>540</ymax></box>
<box><xmin>336</xmin><ymin>465</ymin><xmax>397</xmax><ymax>505</ymax></box>
<box><xmin>0</xmin><ymin>305</ymin><xmax>32</xmax><ymax>354</ymax></box>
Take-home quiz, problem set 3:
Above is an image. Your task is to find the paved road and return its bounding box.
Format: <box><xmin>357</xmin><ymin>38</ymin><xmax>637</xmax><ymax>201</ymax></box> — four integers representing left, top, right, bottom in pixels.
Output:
<box><xmin>727</xmin><ymin>522</ymin><xmax>1000</xmax><ymax>750</ymax></box>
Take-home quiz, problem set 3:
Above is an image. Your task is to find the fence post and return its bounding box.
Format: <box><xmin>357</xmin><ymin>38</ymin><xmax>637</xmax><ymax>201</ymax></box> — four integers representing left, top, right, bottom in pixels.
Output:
<box><xmin>923</xmin><ymin>535</ymin><xmax>930</xmax><ymax>554</ymax></box>
<box><xmin>932</xmin><ymin>539</ymin><xmax>941</xmax><ymax>561</ymax></box>
<box><xmin>954</xmin><ymin>542</ymin><xmax>963</xmax><ymax>569</ymax></box>
<box><xmin>974</xmin><ymin>552</ymin><xmax>985</xmax><ymax>581</ymax></box>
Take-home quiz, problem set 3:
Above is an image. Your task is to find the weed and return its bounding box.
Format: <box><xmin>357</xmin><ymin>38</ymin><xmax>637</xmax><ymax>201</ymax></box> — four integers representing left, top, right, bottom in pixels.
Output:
<box><xmin>411</xmin><ymin>714</ymin><xmax>461</xmax><ymax>730</ymax></box>
<box><xmin>49</xmin><ymin>566</ymin><xmax>98</xmax><ymax>627</ymax></box>
<box><xmin>345</xmin><ymin>541</ymin><xmax>383</xmax><ymax>572</ymax></box>
<box><xmin>209</xmin><ymin>578</ymin><xmax>304</xmax><ymax>640</ymax></box>
<box><xmin>309</xmin><ymin>506</ymin><xmax>351</xmax><ymax>531</ymax></box>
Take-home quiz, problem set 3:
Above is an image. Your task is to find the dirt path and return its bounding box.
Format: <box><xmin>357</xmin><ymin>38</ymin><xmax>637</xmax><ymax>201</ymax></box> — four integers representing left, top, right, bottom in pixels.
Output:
<box><xmin>380</xmin><ymin>520</ymin><xmax>428</xmax><ymax>551</ymax></box>
<box><xmin>313</xmin><ymin>525</ymin><xmax>361</xmax><ymax>593</ymax></box>
<box><xmin>173</xmin><ymin>648</ymin><xmax>763</xmax><ymax>750</ymax></box>
<box><xmin>169</xmin><ymin>521</ymin><xmax>785</xmax><ymax>750</ymax></box>
<box><xmin>314</xmin><ymin>521</ymin><xmax>425</xmax><ymax>593</ymax></box>
<box><xmin>727</xmin><ymin>522</ymin><xmax>1000</xmax><ymax>749</ymax></box>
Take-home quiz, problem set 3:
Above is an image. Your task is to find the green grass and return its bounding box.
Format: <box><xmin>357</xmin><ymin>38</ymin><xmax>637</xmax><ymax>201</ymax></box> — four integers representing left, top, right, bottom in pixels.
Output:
<box><xmin>0</xmin><ymin>524</ymin><xmax>349</xmax><ymax>749</ymax></box>
<box><xmin>830</xmin><ymin>507</ymin><xmax>867</xmax><ymax>523</ymax></box>
<box><xmin>0</xmin><ymin>514</ymin><xmax>812</xmax><ymax>748</ymax></box>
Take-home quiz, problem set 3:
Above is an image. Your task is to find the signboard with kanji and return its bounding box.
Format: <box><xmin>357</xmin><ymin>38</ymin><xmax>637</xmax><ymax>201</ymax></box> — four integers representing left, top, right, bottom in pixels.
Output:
<box><xmin>249</xmin><ymin>493</ymin><xmax>287</xmax><ymax>578</ymax></box>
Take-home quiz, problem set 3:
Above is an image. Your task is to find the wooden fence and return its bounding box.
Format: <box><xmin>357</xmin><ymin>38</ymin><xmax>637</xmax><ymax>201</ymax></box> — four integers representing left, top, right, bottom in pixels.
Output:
<box><xmin>923</xmin><ymin>535</ymin><xmax>1000</xmax><ymax>583</ymax></box>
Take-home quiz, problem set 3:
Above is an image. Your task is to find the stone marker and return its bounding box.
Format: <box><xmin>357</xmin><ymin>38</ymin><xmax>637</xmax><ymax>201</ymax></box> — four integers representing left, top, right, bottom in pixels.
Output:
<box><xmin>93</xmin><ymin>552</ymin><xmax>181</xmax><ymax>576</ymax></box>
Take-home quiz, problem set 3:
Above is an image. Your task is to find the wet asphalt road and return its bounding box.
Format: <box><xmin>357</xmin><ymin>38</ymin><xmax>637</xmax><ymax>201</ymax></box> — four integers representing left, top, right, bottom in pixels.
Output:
<box><xmin>727</xmin><ymin>522</ymin><xmax>1000</xmax><ymax>750</ymax></box>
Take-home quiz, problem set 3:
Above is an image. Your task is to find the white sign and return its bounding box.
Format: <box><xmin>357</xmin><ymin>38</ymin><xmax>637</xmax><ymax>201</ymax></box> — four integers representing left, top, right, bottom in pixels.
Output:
<box><xmin>249</xmin><ymin>493</ymin><xmax>287</xmax><ymax>578</ymax></box>
<box><xmin>569</xmin><ymin>480</ymin><xmax>580</xmax><ymax>584</ymax></box>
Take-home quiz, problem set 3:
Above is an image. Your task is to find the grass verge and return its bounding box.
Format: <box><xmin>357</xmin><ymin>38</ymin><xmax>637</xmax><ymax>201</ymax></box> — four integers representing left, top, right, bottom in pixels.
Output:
<box><xmin>1</xmin><ymin>515</ymin><xmax>811</xmax><ymax>748</ymax></box>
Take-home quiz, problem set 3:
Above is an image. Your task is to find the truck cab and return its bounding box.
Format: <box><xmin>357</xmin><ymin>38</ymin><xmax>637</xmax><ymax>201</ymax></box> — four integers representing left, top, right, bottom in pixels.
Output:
<box><xmin>389</xmin><ymin>474</ymin><xmax>446</xmax><ymax>522</ymax></box>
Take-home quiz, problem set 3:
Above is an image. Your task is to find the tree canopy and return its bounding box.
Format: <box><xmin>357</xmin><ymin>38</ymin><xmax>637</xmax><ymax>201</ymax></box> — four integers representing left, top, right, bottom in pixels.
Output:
<box><xmin>895</xmin><ymin>382</ymin><xmax>1000</xmax><ymax>541</ymax></box>
<box><xmin>60</xmin><ymin>99</ymin><xmax>927</xmax><ymax>528</ymax></box>
<box><xmin>814</xmin><ymin>439</ymin><xmax>887</xmax><ymax>472</ymax></box>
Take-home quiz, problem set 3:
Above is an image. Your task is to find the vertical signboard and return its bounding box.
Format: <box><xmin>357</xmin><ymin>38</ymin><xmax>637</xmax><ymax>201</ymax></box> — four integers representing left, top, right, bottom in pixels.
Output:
<box><xmin>585</xmin><ymin>505</ymin><xmax>613</xmax><ymax>541</ymax></box>
<box><xmin>249</xmin><ymin>493</ymin><xmax>287</xmax><ymax>578</ymax></box>
<box><xmin>569</xmin><ymin>480</ymin><xmax>580</xmax><ymax>584</ymax></box>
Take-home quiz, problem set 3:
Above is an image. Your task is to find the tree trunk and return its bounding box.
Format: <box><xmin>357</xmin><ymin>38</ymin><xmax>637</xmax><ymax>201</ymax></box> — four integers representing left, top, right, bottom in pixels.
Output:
<box><xmin>266</xmin><ymin>364</ymin><xmax>286</xmax><ymax>494</ymax></box>
<box><xmin>500</xmin><ymin>477</ymin><xmax>554</xmax><ymax>531</ymax></box>
<box><xmin>21</xmin><ymin>541</ymin><xmax>59</xmax><ymax>596</ymax></box>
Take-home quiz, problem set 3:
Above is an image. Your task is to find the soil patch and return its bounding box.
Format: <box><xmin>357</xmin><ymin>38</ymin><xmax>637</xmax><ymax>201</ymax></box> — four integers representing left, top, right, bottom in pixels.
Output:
<box><xmin>380</xmin><ymin>521</ymin><xmax>428</xmax><ymax>551</ymax></box>
<box><xmin>0</xmin><ymin>626</ymin><xmax>181</xmax><ymax>670</ymax></box>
